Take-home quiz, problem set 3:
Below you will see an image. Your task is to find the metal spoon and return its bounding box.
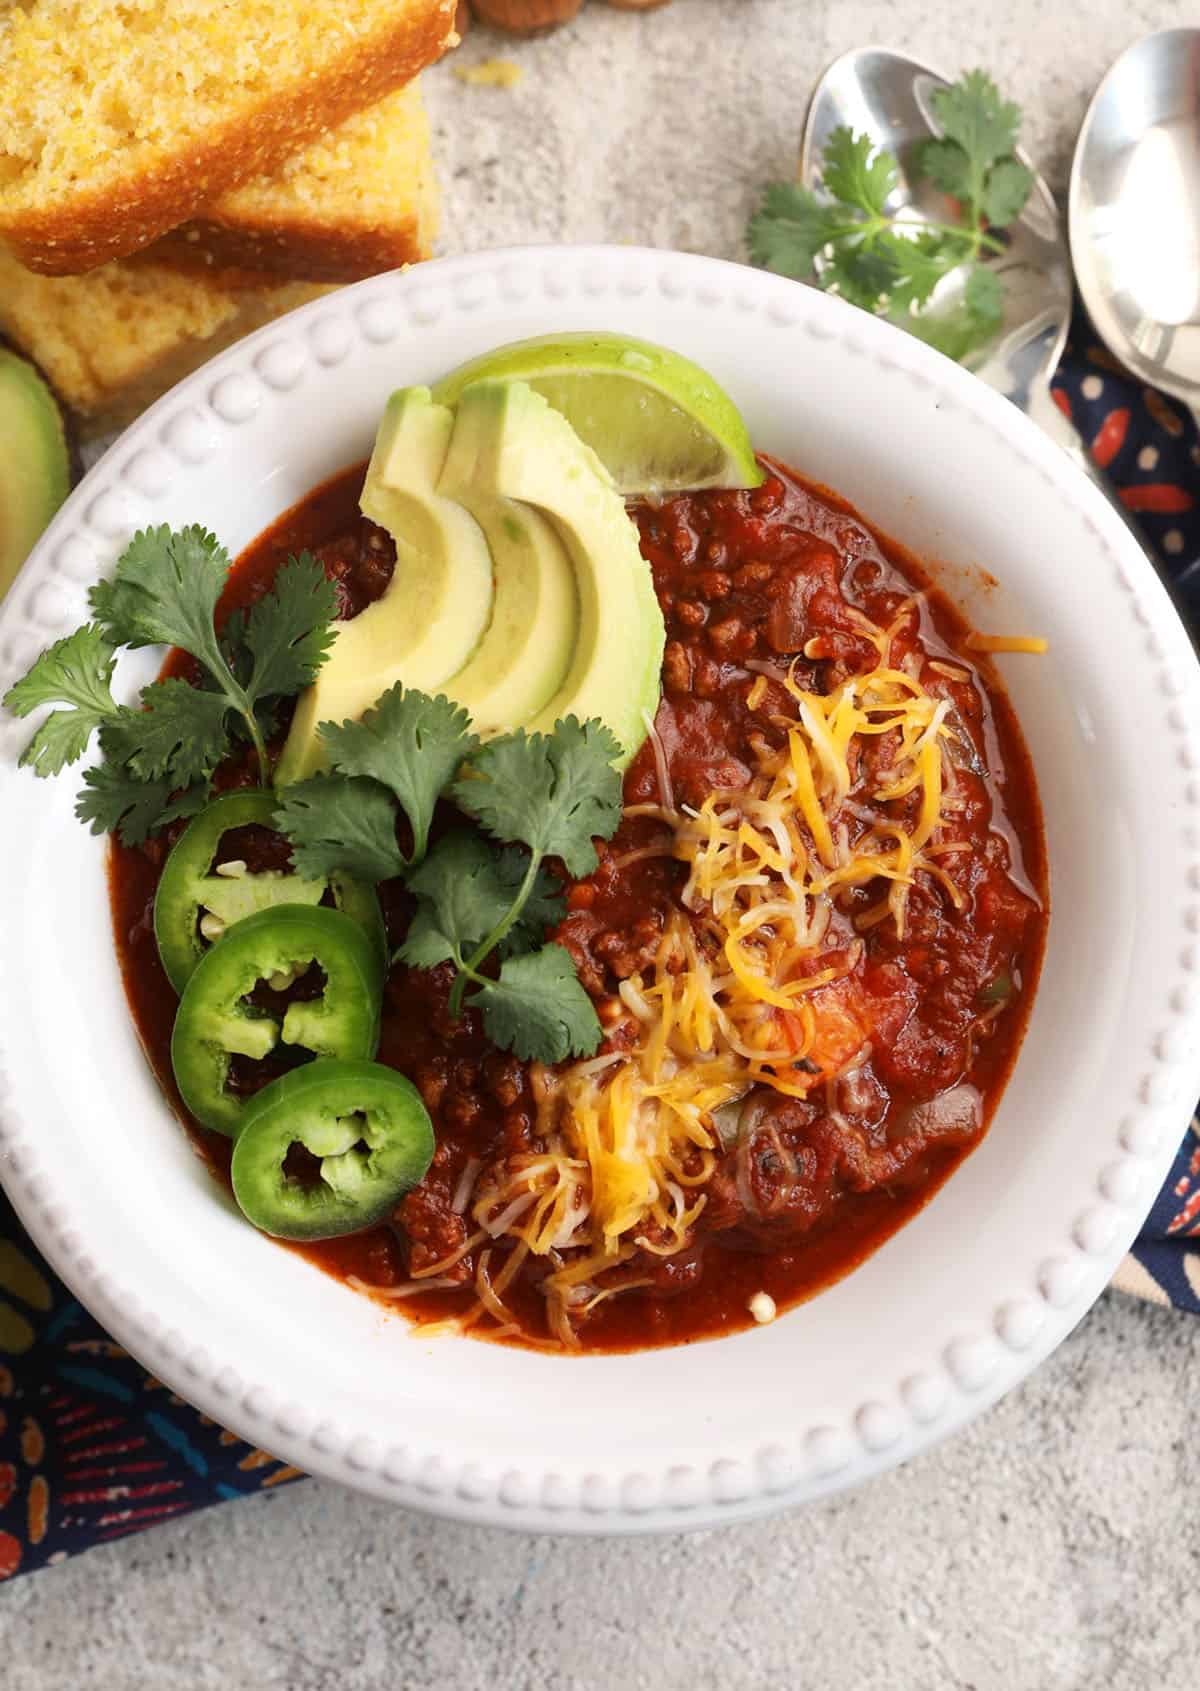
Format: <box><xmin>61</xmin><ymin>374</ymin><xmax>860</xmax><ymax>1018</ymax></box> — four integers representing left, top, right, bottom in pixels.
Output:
<box><xmin>1069</xmin><ymin>28</ymin><xmax>1200</xmax><ymax>431</ymax></box>
<box><xmin>799</xmin><ymin>47</ymin><xmax>1117</xmax><ymax>506</ymax></box>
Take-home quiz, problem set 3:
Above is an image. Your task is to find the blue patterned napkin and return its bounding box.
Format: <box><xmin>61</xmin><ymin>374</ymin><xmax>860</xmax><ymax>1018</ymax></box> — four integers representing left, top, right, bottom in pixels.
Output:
<box><xmin>1050</xmin><ymin>325</ymin><xmax>1200</xmax><ymax>1311</ymax></box>
<box><xmin>1</xmin><ymin>310</ymin><xmax>1198</xmax><ymax>1580</ymax></box>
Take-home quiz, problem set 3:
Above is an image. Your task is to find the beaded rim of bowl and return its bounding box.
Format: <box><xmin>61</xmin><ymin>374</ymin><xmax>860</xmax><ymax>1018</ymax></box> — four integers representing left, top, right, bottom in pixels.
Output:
<box><xmin>1</xmin><ymin>246</ymin><xmax>1197</xmax><ymax>1534</ymax></box>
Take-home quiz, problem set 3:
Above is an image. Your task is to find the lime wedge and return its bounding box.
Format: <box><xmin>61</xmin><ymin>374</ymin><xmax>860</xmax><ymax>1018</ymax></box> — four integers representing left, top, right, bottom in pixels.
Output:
<box><xmin>431</xmin><ymin>332</ymin><xmax>763</xmax><ymax>495</ymax></box>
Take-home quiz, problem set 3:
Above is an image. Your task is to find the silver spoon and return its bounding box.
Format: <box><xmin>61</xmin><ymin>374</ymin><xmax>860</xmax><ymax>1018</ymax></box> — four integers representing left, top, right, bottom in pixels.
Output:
<box><xmin>1069</xmin><ymin>27</ymin><xmax>1200</xmax><ymax>432</ymax></box>
<box><xmin>799</xmin><ymin>47</ymin><xmax>1119</xmax><ymax>508</ymax></box>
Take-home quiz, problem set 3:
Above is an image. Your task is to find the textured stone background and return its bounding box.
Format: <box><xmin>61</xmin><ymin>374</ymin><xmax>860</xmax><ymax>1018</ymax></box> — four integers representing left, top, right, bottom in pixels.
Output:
<box><xmin>6</xmin><ymin>2</ymin><xmax>1200</xmax><ymax>1685</ymax></box>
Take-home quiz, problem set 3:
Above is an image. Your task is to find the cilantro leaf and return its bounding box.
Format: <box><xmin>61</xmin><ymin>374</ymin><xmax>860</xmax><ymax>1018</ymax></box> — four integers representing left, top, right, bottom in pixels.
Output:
<box><xmin>399</xmin><ymin>832</ymin><xmax>514</xmax><ymax>970</ymax></box>
<box><xmin>828</xmin><ymin>243</ymin><xmax>903</xmax><ymax>310</ymax></box>
<box><xmin>981</xmin><ymin>157</ymin><xmax>1035</xmax><ymax>228</ymax></box>
<box><xmin>493</xmin><ymin>846</ymin><xmax>566</xmax><ymax>956</ymax></box>
<box><xmin>100</xmin><ymin>680</ymin><xmax>232</xmax><ymax>786</ymax></box>
<box><xmin>820</xmin><ymin>126</ymin><xmax>897</xmax><ymax>217</ymax></box>
<box><xmin>876</xmin><ymin>228</ymin><xmax>956</xmax><ymax>312</ymax></box>
<box><xmin>467</xmin><ymin>945</ymin><xmax>602</xmax><ymax>1063</ymax></box>
<box><xmin>747</xmin><ymin>182</ymin><xmax>852</xmax><ymax>278</ymax></box>
<box><xmin>398</xmin><ymin>834</ymin><xmax>566</xmax><ymax>972</ymax></box>
<box><xmin>2</xmin><ymin>624</ymin><xmax>119</xmax><ymax>775</ymax></box>
<box><xmin>318</xmin><ymin>684</ymin><xmax>478</xmax><ymax>866</ymax></box>
<box><xmin>929</xmin><ymin>70</ymin><xmax>1022</xmax><ymax>180</ymax></box>
<box><xmin>913</xmin><ymin>137</ymin><xmax>971</xmax><ymax>201</ymax></box>
<box><xmin>90</xmin><ymin>526</ymin><xmax>229</xmax><ymax>661</ymax></box>
<box><xmin>274</xmin><ymin>773</ymin><xmax>408</xmax><ymax>883</ymax></box>
<box><xmin>452</xmin><ymin>716</ymin><xmax>622</xmax><ymax>878</ymax></box>
<box><xmin>75</xmin><ymin>763</ymin><xmax>195</xmax><ymax>847</ymax></box>
<box><xmin>965</xmin><ymin>263</ymin><xmax>1004</xmax><ymax>331</ymax></box>
<box><xmin>154</xmin><ymin>784</ymin><xmax>212</xmax><ymax>829</ymax></box>
<box><xmin>242</xmin><ymin>552</ymin><xmax>338</xmax><ymax>703</ymax></box>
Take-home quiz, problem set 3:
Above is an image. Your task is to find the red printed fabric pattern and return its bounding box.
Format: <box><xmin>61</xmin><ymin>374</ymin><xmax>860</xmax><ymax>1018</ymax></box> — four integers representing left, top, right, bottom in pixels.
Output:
<box><xmin>1</xmin><ymin>313</ymin><xmax>1198</xmax><ymax>1580</ymax></box>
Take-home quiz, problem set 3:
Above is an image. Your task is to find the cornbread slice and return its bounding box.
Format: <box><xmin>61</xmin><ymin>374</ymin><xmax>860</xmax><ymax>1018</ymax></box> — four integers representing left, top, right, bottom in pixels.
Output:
<box><xmin>156</xmin><ymin>84</ymin><xmax>440</xmax><ymax>284</ymax></box>
<box><xmin>0</xmin><ymin>0</ymin><xmax>456</xmax><ymax>274</ymax></box>
<box><xmin>0</xmin><ymin>248</ymin><xmax>330</xmax><ymax>435</ymax></box>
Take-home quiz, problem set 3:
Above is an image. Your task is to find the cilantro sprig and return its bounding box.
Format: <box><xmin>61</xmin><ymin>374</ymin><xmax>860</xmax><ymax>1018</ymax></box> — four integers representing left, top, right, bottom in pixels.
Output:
<box><xmin>2</xmin><ymin>527</ymin><xmax>337</xmax><ymax>842</ymax></box>
<box><xmin>4</xmin><ymin>525</ymin><xmax>627</xmax><ymax>1065</ymax></box>
<box><xmin>748</xmin><ymin>70</ymin><xmax>1035</xmax><ymax>361</ymax></box>
<box><xmin>278</xmin><ymin>703</ymin><xmax>622</xmax><ymax>1064</ymax></box>
<box><xmin>274</xmin><ymin>685</ymin><xmax>479</xmax><ymax>881</ymax></box>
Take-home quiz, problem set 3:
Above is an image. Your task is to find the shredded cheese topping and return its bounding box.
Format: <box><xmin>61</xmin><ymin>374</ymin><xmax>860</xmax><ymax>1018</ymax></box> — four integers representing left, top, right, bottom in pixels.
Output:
<box><xmin>406</xmin><ymin>596</ymin><xmax>1042</xmax><ymax>1346</ymax></box>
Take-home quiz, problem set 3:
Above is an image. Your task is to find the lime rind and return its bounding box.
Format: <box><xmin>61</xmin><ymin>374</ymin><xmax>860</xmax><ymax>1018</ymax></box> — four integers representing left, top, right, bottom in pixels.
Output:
<box><xmin>431</xmin><ymin>332</ymin><xmax>763</xmax><ymax>497</ymax></box>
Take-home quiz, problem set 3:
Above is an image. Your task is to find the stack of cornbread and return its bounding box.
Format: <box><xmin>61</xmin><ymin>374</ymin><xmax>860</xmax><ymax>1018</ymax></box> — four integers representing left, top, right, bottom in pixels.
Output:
<box><xmin>0</xmin><ymin>0</ymin><xmax>456</xmax><ymax>434</ymax></box>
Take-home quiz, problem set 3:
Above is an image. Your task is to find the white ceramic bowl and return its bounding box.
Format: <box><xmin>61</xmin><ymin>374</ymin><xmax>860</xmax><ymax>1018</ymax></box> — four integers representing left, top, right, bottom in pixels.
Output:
<box><xmin>2</xmin><ymin>246</ymin><xmax>1198</xmax><ymax>1535</ymax></box>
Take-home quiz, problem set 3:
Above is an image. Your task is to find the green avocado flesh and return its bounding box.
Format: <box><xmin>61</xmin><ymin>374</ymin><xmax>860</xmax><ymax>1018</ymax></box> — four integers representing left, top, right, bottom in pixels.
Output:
<box><xmin>276</xmin><ymin>387</ymin><xmax>494</xmax><ymax>785</ymax></box>
<box><xmin>276</xmin><ymin>376</ymin><xmax>666</xmax><ymax>782</ymax></box>
<box><xmin>445</xmin><ymin>380</ymin><xmax>664</xmax><ymax>765</ymax></box>
<box><xmin>435</xmin><ymin>422</ymin><xmax>578</xmax><ymax>738</ymax></box>
<box><xmin>0</xmin><ymin>349</ymin><xmax>69</xmax><ymax>602</ymax></box>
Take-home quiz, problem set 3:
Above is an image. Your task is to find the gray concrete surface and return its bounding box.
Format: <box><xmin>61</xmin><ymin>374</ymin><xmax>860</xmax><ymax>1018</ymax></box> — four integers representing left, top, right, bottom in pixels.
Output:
<box><xmin>5</xmin><ymin>1</ymin><xmax>1200</xmax><ymax>1685</ymax></box>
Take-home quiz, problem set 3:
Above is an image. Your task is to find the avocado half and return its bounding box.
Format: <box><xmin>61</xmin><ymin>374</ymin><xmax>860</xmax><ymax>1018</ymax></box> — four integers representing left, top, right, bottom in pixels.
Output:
<box><xmin>0</xmin><ymin>347</ymin><xmax>69</xmax><ymax>602</ymax></box>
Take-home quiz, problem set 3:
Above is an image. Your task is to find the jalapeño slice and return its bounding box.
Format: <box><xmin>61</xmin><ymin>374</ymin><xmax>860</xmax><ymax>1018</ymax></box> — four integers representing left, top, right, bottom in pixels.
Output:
<box><xmin>154</xmin><ymin>789</ymin><xmax>385</xmax><ymax>996</ymax></box>
<box><xmin>231</xmin><ymin>1058</ymin><xmax>434</xmax><ymax>1241</ymax></box>
<box><xmin>170</xmin><ymin>905</ymin><xmax>383</xmax><ymax>1138</ymax></box>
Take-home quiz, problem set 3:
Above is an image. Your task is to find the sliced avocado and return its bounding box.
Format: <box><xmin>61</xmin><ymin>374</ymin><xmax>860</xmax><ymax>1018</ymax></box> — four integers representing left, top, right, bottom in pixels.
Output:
<box><xmin>276</xmin><ymin>387</ymin><xmax>494</xmax><ymax>786</ymax></box>
<box><xmin>0</xmin><ymin>348</ymin><xmax>70</xmax><ymax>603</ymax></box>
<box><xmin>448</xmin><ymin>380</ymin><xmax>665</xmax><ymax>766</ymax></box>
<box><xmin>436</xmin><ymin>426</ymin><xmax>578</xmax><ymax>739</ymax></box>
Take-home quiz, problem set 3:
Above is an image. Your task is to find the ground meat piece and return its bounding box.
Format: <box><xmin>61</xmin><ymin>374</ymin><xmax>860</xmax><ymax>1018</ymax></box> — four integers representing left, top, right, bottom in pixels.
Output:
<box><xmin>662</xmin><ymin>639</ymin><xmax>693</xmax><ymax>696</ymax></box>
<box><xmin>484</xmin><ymin>1052</ymin><xmax>525</xmax><ymax>1109</ymax></box>
<box><xmin>675</xmin><ymin>597</ymin><xmax>707</xmax><ymax>629</ymax></box>
<box><xmin>396</xmin><ymin>1188</ymin><xmax>471</xmax><ymax>1284</ymax></box>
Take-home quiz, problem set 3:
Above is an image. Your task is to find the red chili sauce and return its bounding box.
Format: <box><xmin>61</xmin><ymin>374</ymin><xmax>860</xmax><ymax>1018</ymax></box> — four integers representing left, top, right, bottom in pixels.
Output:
<box><xmin>110</xmin><ymin>457</ymin><xmax>1047</xmax><ymax>1353</ymax></box>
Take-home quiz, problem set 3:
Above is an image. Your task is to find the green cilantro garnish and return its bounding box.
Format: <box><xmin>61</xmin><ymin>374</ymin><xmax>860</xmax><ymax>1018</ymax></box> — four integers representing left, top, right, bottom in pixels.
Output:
<box><xmin>4</xmin><ymin>624</ymin><xmax>119</xmax><ymax>776</ymax></box>
<box><xmin>279</xmin><ymin>708</ymin><xmax>620</xmax><ymax>1063</ymax></box>
<box><xmin>747</xmin><ymin>70</ymin><xmax>1035</xmax><ymax>360</ymax></box>
<box><xmin>467</xmin><ymin>946</ymin><xmax>601</xmax><ymax>1065</ymax></box>
<box><xmin>75</xmin><ymin>765</ymin><xmax>209</xmax><ymax>846</ymax></box>
<box><xmin>274</xmin><ymin>682</ymin><xmax>480</xmax><ymax>880</ymax></box>
<box><xmin>318</xmin><ymin>683</ymin><xmax>479</xmax><ymax>865</ymax></box>
<box><xmin>441</xmin><ymin>717</ymin><xmax>621</xmax><ymax>1032</ymax></box>
<box><xmin>400</xmin><ymin>833</ymin><xmax>565</xmax><ymax>971</ymax></box>
<box><xmin>450</xmin><ymin>716</ymin><xmax>624</xmax><ymax>879</ymax></box>
<box><xmin>273</xmin><ymin>773</ymin><xmax>410</xmax><ymax>884</ymax></box>
<box><xmin>3</xmin><ymin>527</ymin><xmax>337</xmax><ymax>843</ymax></box>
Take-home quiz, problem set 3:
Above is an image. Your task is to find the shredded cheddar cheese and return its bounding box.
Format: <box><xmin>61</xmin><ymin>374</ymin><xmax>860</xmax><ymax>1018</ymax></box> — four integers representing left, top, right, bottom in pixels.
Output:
<box><xmin>414</xmin><ymin>598</ymin><xmax>1044</xmax><ymax>1346</ymax></box>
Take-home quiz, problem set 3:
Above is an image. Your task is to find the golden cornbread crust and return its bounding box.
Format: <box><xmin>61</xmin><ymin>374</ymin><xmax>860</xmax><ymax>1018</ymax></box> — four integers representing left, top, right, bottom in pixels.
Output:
<box><xmin>0</xmin><ymin>1</ymin><xmax>455</xmax><ymax>274</ymax></box>
<box><xmin>151</xmin><ymin>210</ymin><xmax>433</xmax><ymax>285</ymax></box>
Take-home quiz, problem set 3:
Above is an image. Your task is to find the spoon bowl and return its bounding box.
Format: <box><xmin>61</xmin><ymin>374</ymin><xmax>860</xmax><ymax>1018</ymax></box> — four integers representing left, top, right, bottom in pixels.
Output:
<box><xmin>1069</xmin><ymin>28</ymin><xmax>1200</xmax><ymax>419</ymax></box>
<box><xmin>801</xmin><ymin>48</ymin><xmax>1073</xmax><ymax>429</ymax></box>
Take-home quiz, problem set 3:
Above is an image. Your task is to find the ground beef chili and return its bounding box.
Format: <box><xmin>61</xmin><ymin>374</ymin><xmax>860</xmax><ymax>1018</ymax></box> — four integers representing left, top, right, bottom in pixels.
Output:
<box><xmin>110</xmin><ymin>456</ymin><xmax>1047</xmax><ymax>1353</ymax></box>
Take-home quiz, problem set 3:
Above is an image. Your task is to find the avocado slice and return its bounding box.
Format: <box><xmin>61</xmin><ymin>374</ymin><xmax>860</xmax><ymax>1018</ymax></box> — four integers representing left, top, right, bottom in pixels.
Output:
<box><xmin>436</xmin><ymin>429</ymin><xmax>577</xmax><ymax>739</ymax></box>
<box><xmin>276</xmin><ymin>387</ymin><xmax>494</xmax><ymax>786</ymax></box>
<box><xmin>0</xmin><ymin>348</ymin><xmax>69</xmax><ymax>603</ymax></box>
<box><xmin>448</xmin><ymin>380</ymin><xmax>665</xmax><ymax>765</ymax></box>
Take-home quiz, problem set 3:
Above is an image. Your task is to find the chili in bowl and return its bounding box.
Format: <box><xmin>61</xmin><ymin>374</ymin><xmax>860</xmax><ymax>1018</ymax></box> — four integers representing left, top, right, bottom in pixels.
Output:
<box><xmin>110</xmin><ymin>454</ymin><xmax>1046</xmax><ymax>1353</ymax></box>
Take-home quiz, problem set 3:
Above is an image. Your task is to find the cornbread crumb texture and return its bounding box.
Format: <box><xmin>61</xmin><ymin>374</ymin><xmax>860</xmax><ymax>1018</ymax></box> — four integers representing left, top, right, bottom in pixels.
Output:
<box><xmin>0</xmin><ymin>0</ymin><xmax>456</xmax><ymax>271</ymax></box>
<box><xmin>0</xmin><ymin>248</ymin><xmax>327</xmax><ymax>424</ymax></box>
<box><xmin>155</xmin><ymin>83</ymin><xmax>441</xmax><ymax>280</ymax></box>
